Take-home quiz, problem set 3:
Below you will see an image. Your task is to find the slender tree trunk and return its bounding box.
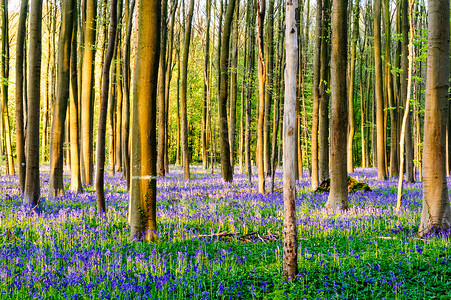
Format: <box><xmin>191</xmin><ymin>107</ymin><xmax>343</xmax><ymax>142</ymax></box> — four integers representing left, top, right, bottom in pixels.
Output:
<box><xmin>229</xmin><ymin>0</ymin><xmax>239</xmax><ymax>170</ymax></box>
<box><xmin>69</xmin><ymin>2</ymin><xmax>82</xmax><ymax>193</ymax></box>
<box><xmin>24</xmin><ymin>0</ymin><xmax>43</xmax><ymax>207</ymax></box>
<box><xmin>81</xmin><ymin>0</ymin><xmax>97</xmax><ymax>186</ymax></box>
<box><xmin>49</xmin><ymin>0</ymin><xmax>74</xmax><ymax>197</ymax></box>
<box><xmin>347</xmin><ymin>0</ymin><xmax>359</xmax><ymax>174</ymax></box>
<box><xmin>245</xmin><ymin>0</ymin><xmax>255</xmax><ymax>186</ymax></box>
<box><xmin>122</xmin><ymin>0</ymin><xmax>135</xmax><ymax>190</ymax></box>
<box><xmin>157</xmin><ymin>0</ymin><xmax>168</xmax><ymax>177</ymax></box>
<box><xmin>15</xmin><ymin>0</ymin><xmax>28</xmax><ymax>192</ymax></box>
<box><xmin>203</xmin><ymin>0</ymin><xmax>212</xmax><ymax>170</ymax></box>
<box><xmin>419</xmin><ymin>0</ymin><xmax>451</xmax><ymax>236</ymax></box>
<box><xmin>129</xmin><ymin>0</ymin><xmax>160</xmax><ymax>242</ymax></box>
<box><xmin>318</xmin><ymin>0</ymin><xmax>331</xmax><ymax>182</ymax></box>
<box><xmin>311</xmin><ymin>0</ymin><xmax>323</xmax><ymax>188</ymax></box>
<box><xmin>374</xmin><ymin>0</ymin><xmax>387</xmax><ymax>180</ymax></box>
<box><xmin>218</xmin><ymin>0</ymin><xmax>235</xmax><ymax>182</ymax></box>
<box><xmin>96</xmin><ymin>0</ymin><xmax>118</xmax><ymax>214</ymax></box>
<box><xmin>326</xmin><ymin>0</ymin><xmax>348</xmax><ymax>210</ymax></box>
<box><xmin>264</xmin><ymin>0</ymin><xmax>275</xmax><ymax>176</ymax></box>
<box><xmin>257</xmin><ymin>0</ymin><xmax>266</xmax><ymax>194</ymax></box>
<box><xmin>180</xmin><ymin>0</ymin><xmax>195</xmax><ymax>180</ymax></box>
<box><xmin>283</xmin><ymin>0</ymin><xmax>298</xmax><ymax>280</ymax></box>
<box><xmin>0</xmin><ymin>0</ymin><xmax>13</xmax><ymax>175</ymax></box>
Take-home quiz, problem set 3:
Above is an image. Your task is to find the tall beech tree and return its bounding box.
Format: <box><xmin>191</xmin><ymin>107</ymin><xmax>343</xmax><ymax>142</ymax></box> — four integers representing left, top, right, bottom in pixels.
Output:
<box><xmin>157</xmin><ymin>0</ymin><xmax>169</xmax><ymax>177</ymax></box>
<box><xmin>15</xmin><ymin>0</ymin><xmax>28</xmax><ymax>192</ymax></box>
<box><xmin>122</xmin><ymin>0</ymin><xmax>136</xmax><ymax>190</ymax></box>
<box><xmin>229</xmin><ymin>0</ymin><xmax>239</xmax><ymax>169</ymax></box>
<box><xmin>129</xmin><ymin>0</ymin><xmax>160</xmax><ymax>242</ymax></box>
<box><xmin>202</xmin><ymin>0</ymin><xmax>212</xmax><ymax>170</ymax></box>
<box><xmin>218</xmin><ymin>0</ymin><xmax>236</xmax><ymax>183</ymax></box>
<box><xmin>69</xmin><ymin>4</ymin><xmax>82</xmax><ymax>193</ymax></box>
<box><xmin>256</xmin><ymin>0</ymin><xmax>266</xmax><ymax>194</ymax></box>
<box><xmin>1</xmin><ymin>0</ymin><xmax>13</xmax><ymax>175</ymax></box>
<box><xmin>374</xmin><ymin>0</ymin><xmax>387</xmax><ymax>180</ymax></box>
<box><xmin>180</xmin><ymin>0</ymin><xmax>195</xmax><ymax>180</ymax></box>
<box><xmin>311</xmin><ymin>0</ymin><xmax>322</xmax><ymax>189</ymax></box>
<box><xmin>24</xmin><ymin>0</ymin><xmax>43</xmax><ymax>207</ymax></box>
<box><xmin>80</xmin><ymin>0</ymin><xmax>97</xmax><ymax>185</ymax></box>
<box><xmin>326</xmin><ymin>0</ymin><xmax>348</xmax><ymax>210</ymax></box>
<box><xmin>49</xmin><ymin>0</ymin><xmax>75</xmax><ymax>197</ymax></box>
<box><xmin>95</xmin><ymin>0</ymin><xmax>118</xmax><ymax>214</ymax></box>
<box><xmin>283</xmin><ymin>0</ymin><xmax>298</xmax><ymax>280</ymax></box>
<box><xmin>419</xmin><ymin>0</ymin><xmax>451</xmax><ymax>236</ymax></box>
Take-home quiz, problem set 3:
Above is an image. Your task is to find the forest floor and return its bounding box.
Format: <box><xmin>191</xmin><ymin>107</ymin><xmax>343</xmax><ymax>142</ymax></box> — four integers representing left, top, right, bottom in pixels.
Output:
<box><xmin>0</xmin><ymin>165</ymin><xmax>450</xmax><ymax>299</ymax></box>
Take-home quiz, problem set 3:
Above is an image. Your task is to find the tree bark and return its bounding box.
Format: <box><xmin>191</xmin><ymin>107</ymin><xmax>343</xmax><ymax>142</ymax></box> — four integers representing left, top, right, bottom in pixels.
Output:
<box><xmin>326</xmin><ymin>0</ymin><xmax>348</xmax><ymax>210</ymax></box>
<box><xmin>311</xmin><ymin>0</ymin><xmax>322</xmax><ymax>189</ymax></box>
<box><xmin>245</xmin><ymin>0</ymin><xmax>255</xmax><ymax>186</ymax></box>
<box><xmin>157</xmin><ymin>0</ymin><xmax>168</xmax><ymax>177</ymax></box>
<box><xmin>81</xmin><ymin>0</ymin><xmax>97</xmax><ymax>186</ymax></box>
<box><xmin>95</xmin><ymin>0</ymin><xmax>118</xmax><ymax>214</ymax></box>
<box><xmin>49</xmin><ymin>0</ymin><xmax>74</xmax><ymax>197</ymax></box>
<box><xmin>69</xmin><ymin>2</ymin><xmax>82</xmax><ymax>193</ymax></box>
<box><xmin>180</xmin><ymin>0</ymin><xmax>195</xmax><ymax>180</ymax></box>
<box><xmin>15</xmin><ymin>0</ymin><xmax>28</xmax><ymax>192</ymax></box>
<box><xmin>283</xmin><ymin>0</ymin><xmax>298</xmax><ymax>280</ymax></box>
<box><xmin>202</xmin><ymin>0</ymin><xmax>211</xmax><ymax>170</ymax></box>
<box><xmin>229</xmin><ymin>0</ymin><xmax>239</xmax><ymax>170</ymax></box>
<box><xmin>419</xmin><ymin>0</ymin><xmax>451</xmax><ymax>236</ymax></box>
<box><xmin>374</xmin><ymin>0</ymin><xmax>387</xmax><ymax>180</ymax></box>
<box><xmin>129</xmin><ymin>0</ymin><xmax>160</xmax><ymax>242</ymax></box>
<box><xmin>24</xmin><ymin>0</ymin><xmax>43</xmax><ymax>207</ymax></box>
<box><xmin>257</xmin><ymin>0</ymin><xmax>266</xmax><ymax>194</ymax></box>
<box><xmin>218</xmin><ymin>0</ymin><xmax>235</xmax><ymax>182</ymax></box>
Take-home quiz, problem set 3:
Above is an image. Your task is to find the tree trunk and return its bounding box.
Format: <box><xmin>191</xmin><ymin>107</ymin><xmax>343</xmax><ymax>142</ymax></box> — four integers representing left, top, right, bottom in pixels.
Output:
<box><xmin>15</xmin><ymin>0</ymin><xmax>28</xmax><ymax>192</ymax></box>
<box><xmin>24</xmin><ymin>0</ymin><xmax>43</xmax><ymax>207</ymax></box>
<box><xmin>96</xmin><ymin>0</ymin><xmax>118</xmax><ymax>214</ymax></box>
<box><xmin>264</xmin><ymin>0</ymin><xmax>275</xmax><ymax>176</ymax></box>
<box><xmin>318</xmin><ymin>0</ymin><xmax>330</xmax><ymax>182</ymax></box>
<box><xmin>374</xmin><ymin>0</ymin><xmax>387</xmax><ymax>180</ymax></box>
<box><xmin>311</xmin><ymin>0</ymin><xmax>322</xmax><ymax>189</ymax></box>
<box><xmin>229</xmin><ymin>0</ymin><xmax>239</xmax><ymax>170</ymax></box>
<box><xmin>122</xmin><ymin>0</ymin><xmax>135</xmax><ymax>190</ymax></box>
<box><xmin>157</xmin><ymin>0</ymin><xmax>168</xmax><ymax>177</ymax></box>
<box><xmin>49</xmin><ymin>0</ymin><xmax>74</xmax><ymax>197</ymax></box>
<box><xmin>419</xmin><ymin>0</ymin><xmax>451</xmax><ymax>236</ymax></box>
<box><xmin>129</xmin><ymin>0</ymin><xmax>160</xmax><ymax>242</ymax></box>
<box><xmin>283</xmin><ymin>0</ymin><xmax>298</xmax><ymax>280</ymax></box>
<box><xmin>69</xmin><ymin>2</ymin><xmax>82</xmax><ymax>193</ymax></box>
<box><xmin>347</xmin><ymin>0</ymin><xmax>359</xmax><ymax>174</ymax></box>
<box><xmin>202</xmin><ymin>0</ymin><xmax>211</xmax><ymax>170</ymax></box>
<box><xmin>180</xmin><ymin>0</ymin><xmax>195</xmax><ymax>180</ymax></box>
<box><xmin>257</xmin><ymin>0</ymin><xmax>266</xmax><ymax>194</ymax></box>
<box><xmin>81</xmin><ymin>0</ymin><xmax>97</xmax><ymax>186</ymax></box>
<box><xmin>245</xmin><ymin>0</ymin><xmax>255</xmax><ymax>186</ymax></box>
<box><xmin>326</xmin><ymin>0</ymin><xmax>348</xmax><ymax>210</ymax></box>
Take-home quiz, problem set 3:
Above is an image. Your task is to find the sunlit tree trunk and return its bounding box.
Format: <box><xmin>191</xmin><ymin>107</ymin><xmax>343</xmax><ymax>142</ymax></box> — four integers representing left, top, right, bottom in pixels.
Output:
<box><xmin>257</xmin><ymin>0</ymin><xmax>266</xmax><ymax>194</ymax></box>
<box><xmin>283</xmin><ymin>0</ymin><xmax>298</xmax><ymax>280</ymax></box>
<box><xmin>347</xmin><ymin>0</ymin><xmax>359</xmax><ymax>174</ymax></box>
<box><xmin>24</xmin><ymin>0</ymin><xmax>42</xmax><ymax>207</ymax></box>
<box><xmin>311</xmin><ymin>0</ymin><xmax>322</xmax><ymax>189</ymax></box>
<box><xmin>157</xmin><ymin>0</ymin><xmax>168</xmax><ymax>177</ymax></box>
<box><xmin>15</xmin><ymin>0</ymin><xmax>28</xmax><ymax>192</ymax></box>
<box><xmin>326</xmin><ymin>0</ymin><xmax>348</xmax><ymax>210</ymax></box>
<box><xmin>81</xmin><ymin>0</ymin><xmax>97</xmax><ymax>185</ymax></box>
<box><xmin>419</xmin><ymin>0</ymin><xmax>451</xmax><ymax>236</ymax></box>
<box><xmin>95</xmin><ymin>0</ymin><xmax>118</xmax><ymax>214</ymax></box>
<box><xmin>129</xmin><ymin>0</ymin><xmax>160</xmax><ymax>242</ymax></box>
<box><xmin>122</xmin><ymin>0</ymin><xmax>135</xmax><ymax>190</ymax></box>
<box><xmin>49</xmin><ymin>0</ymin><xmax>74</xmax><ymax>197</ymax></box>
<box><xmin>229</xmin><ymin>0</ymin><xmax>239</xmax><ymax>170</ymax></box>
<box><xmin>69</xmin><ymin>2</ymin><xmax>82</xmax><ymax>193</ymax></box>
<box><xmin>374</xmin><ymin>0</ymin><xmax>387</xmax><ymax>180</ymax></box>
<box><xmin>245</xmin><ymin>0</ymin><xmax>255</xmax><ymax>185</ymax></box>
<box><xmin>202</xmin><ymin>0</ymin><xmax>211</xmax><ymax>170</ymax></box>
<box><xmin>180</xmin><ymin>0</ymin><xmax>195</xmax><ymax>180</ymax></box>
